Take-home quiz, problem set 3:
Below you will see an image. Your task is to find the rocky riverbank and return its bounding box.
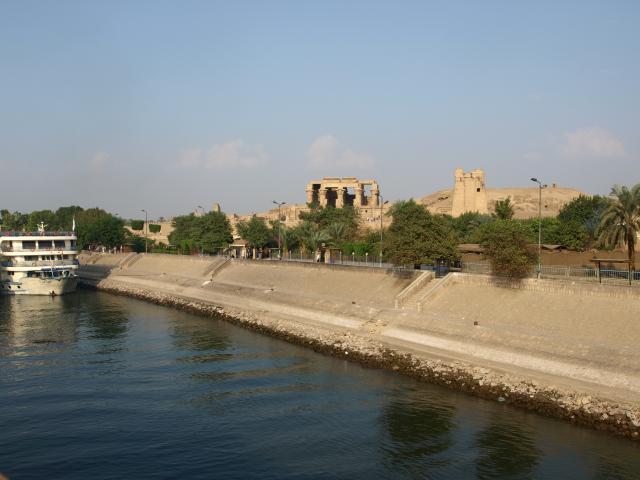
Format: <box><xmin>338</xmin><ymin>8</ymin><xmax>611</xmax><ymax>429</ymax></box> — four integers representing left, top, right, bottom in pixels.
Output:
<box><xmin>85</xmin><ymin>279</ymin><xmax>640</xmax><ymax>442</ymax></box>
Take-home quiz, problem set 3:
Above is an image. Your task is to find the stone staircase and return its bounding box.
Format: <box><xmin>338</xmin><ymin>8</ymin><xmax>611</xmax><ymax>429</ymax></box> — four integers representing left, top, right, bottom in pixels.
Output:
<box><xmin>400</xmin><ymin>292</ymin><xmax>423</xmax><ymax>311</ymax></box>
<box><xmin>396</xmin><ymin>272</ymin><xmax>458</xmax><ymax>312</ymax></box>
<box><xmin>394</xmin><ymin>270</ymin><xmax>435</xmax><ymax>310</ymax></box>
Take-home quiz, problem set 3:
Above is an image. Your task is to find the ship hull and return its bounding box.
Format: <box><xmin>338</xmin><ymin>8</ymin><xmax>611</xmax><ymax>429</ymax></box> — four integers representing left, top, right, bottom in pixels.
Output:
<box><xmin>0</xmin><ymin>276</ymin><xmax>78</xmax><ymax>295</ymax></box>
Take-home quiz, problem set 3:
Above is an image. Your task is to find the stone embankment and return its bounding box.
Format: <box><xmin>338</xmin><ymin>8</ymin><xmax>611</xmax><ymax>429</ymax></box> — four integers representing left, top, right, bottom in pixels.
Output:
<box><xmin>78</xmin><ymin>252</ymin><xmax>640</xmax><ymax>441</ymax></box>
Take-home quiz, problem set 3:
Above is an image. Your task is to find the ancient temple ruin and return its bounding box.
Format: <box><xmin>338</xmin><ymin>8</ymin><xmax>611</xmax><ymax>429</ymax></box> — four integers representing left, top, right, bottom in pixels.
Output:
<box><xmin>451</xmin><ymin>168</ymin><xmax>489</xmax><ymax>217</ymax></box>
<box><xmin>305</xmin><ymin>177</ymin><xmax>381</xmax><ymax>208</ymax></box>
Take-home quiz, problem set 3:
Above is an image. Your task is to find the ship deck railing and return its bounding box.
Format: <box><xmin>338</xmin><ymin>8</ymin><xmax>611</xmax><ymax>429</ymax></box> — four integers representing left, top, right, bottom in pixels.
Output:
<box><xmin>0</xmin><ymin>231</ymin><xmax>77</xmax><ymax>237</ymax></box>
<box><xmin>1</xmin><ymin>260</ymin><xmax>80</xmax><ymax>268</ymax></box>
<box><xmin>1</xmin><ymin>247</ymin><xmax>78</xmax><ymax>253</ymax></box>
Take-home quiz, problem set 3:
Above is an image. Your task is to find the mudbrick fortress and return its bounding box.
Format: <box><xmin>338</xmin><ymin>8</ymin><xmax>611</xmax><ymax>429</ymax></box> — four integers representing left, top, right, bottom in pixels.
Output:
<box><xmin>129</xmin><ymin>169</ymin><xmax>585</xmax><ymax>243</ymax></box>
<box><xmin>420</xmin><ymin>168</ymin><xmax>583</xmax><ymax>219</ymax></box>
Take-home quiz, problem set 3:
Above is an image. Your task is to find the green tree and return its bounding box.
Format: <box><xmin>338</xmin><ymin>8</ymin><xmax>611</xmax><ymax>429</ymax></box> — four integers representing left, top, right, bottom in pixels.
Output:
<box><xmin>130</xmin><ymin>220</ymin><xmax>145</xmax><ymax>231</ymax></box>
<box><xmin>235</xmin><ymin>216</ymin><xmax>272</xmax><ymax>255</ymax></box>
<box><xmin>481</xmin><ymin>220</ymin><xmax>536</xmax><ymax>278</ymax></box>
<box><xmin>299</xmin><ymin>205</ymin><xmax>359</xmax><ymax>239</ymax></box>
<box><xmin>195</xmin><ymin>212</ymin><xmax>233</xmax><ymax>253</ymax></box>
<box><xmin>0</xmin><ymin>210</ymin><xmax>29</xmax><ymax>230</ymax></box>
<box><xmin>558</xmin><ymin>194</ymin><xmax>608</xmax><ymax>248</ymax></box>
<box><xmin>493</xmin><ymin>197</ymin><xmax>514</xmax><ymax>220</ymax></box>
<box><xmin>169</xmin><ymin>212</ymin><xmax>233</xmax><ymax>254</ymax></box>
<box><xmin>294</xmin><ymin>222</ymin><xmax>330</xmax><ymax>253</ymax></box>
<box><xmin>325</xmin><ymin>222</ymin><xmax>347</xmax><ymax>246</ymax></box>
<box><xmin>271</xmin><ymin>222</ymin><xmax>298</xmax><ymax>252</ymax></box>
<box><xmin>74</xmin><ymin>208</ymin><xmax>126</xmax><ymax>249</ymax></box>
<box><xmin>451</xmin><ymin>212</ymin><xmax>493</xmax><ymax>243</ymax></box>
<box><xmin>55</xmin><ymin>206</ymin><xmax>84</xmax><ymax>231</ymax></box>
<box><xmin>385</xmin><ymin>200</ymin><xmax>459</xmax><ymax>266</ymax></box>
<box><xmin>597</xmin><ymin>184</ymin><xmax>640</xmax><ymax>270</ymax></box>
<box><xmin>26</xmin><ymin>210</ymin><xmax>57</xmax><ymax>231</ymax></box>
<box><xmin>148</xmin><ymin>224</ymin><xmax>161</xmax><ymax>233</ymax></box>
<box><xmin>517</xmin><ymin>217</ymin><xmax>585</xmax><ymax>251</ymax></box>
<box><xmin>78</xmin><ymin>214</ymin><xmax>126</xmax><ymax>249</ymax></box>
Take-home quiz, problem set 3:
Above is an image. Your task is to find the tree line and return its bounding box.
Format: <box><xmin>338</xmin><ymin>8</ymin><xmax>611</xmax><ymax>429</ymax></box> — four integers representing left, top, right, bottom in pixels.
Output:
<box><xmin>1</xmin><ymin>206</ymin><xmax>133</xmax><ymax>251</ymax></box>
<box><xmin>2</xmin><ymin>182</ymin><xmax>637</xmax><ymax>278</ymax></box>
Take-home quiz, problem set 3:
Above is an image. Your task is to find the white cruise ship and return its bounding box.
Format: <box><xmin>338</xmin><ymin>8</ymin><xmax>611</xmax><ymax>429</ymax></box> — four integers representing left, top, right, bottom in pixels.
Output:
<box><xmin>0</xmin><ymin>223</ymin><xmax>79</xmax><ymax>295</ymax></box>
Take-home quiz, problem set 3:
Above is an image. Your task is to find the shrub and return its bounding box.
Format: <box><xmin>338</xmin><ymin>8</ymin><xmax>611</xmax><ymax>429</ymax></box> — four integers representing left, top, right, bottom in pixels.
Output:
<box><xmin>130</xmin><ymin>220</ymin><xmax>144</xmax><ymax>231</ymax></box>
<box><xmin>148</xmin><ymin>224</ymin><xmax>161</xmax><ymax>233</ymax></box>
<box><xmin>493</xmin><ymin>197</ymin><xmax>514</xmax><ymax>220</ymax></box>
<box><xmin>482</xmin><ymin>220</ymin><xmax>536</xmax><ymax>278</ymax></box>
<box><xmin>385</xmin><ymin>200</ymin><xmax>459</xmax><ymax>265</ymax></box>
<box><xmin>341</xmin><ymin>241</ymin><xmax>374</xmax><ymax>256</ymax></box>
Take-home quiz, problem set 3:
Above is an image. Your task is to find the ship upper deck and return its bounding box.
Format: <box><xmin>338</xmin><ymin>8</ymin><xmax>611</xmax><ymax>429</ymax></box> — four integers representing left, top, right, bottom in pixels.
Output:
<box><xmin>0</xmin><ymin>231</ymin><xmax>77</xmax><ymax>240</ymax></box>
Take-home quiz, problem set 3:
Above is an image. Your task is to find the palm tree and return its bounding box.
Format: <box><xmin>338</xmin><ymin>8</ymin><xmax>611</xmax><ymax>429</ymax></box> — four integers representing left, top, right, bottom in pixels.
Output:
<box><xmin>493</xmin><ymin>196</ymin><xmax>514</xmax><ymax>220</ymax></box>
<box><xmin>298</xmin><ymin>223</ymin><xmax>330</xmax><ymax>253</ymax></box>
<box><xmin>325</xmin><ymin>222</ymin><xmax>346</xmax><ymax>246</ymax></box>
<box><xmin>597</xmin><ymin>184</ymin><xmax>640</xmax><ymax>271</ymax></box>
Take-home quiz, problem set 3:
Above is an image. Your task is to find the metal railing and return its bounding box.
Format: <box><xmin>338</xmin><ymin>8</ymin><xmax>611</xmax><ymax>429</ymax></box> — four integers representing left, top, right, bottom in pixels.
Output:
<box><xmin>1</xmin><ymin>259</ymin><xmax>79</xmax><ymax>268</ymax></box>
<box><xmin>1</xmin><ymin>247</ymin><xmax>77</xmax><ymax>253</ymax></box>
<box><xmin>272</xmin><ymin>251</ymin><xmax>396</xmax><ymax>269</ymax></box>
<box><xmin>213</xmin><ymin>250</ymin><xmax>398</xmax><ymax>269</ymax></box>
<box><xmin>0</xmin><ymin>231</ymin><xmax>76</xmax><ymax>237</ymax></box>
<box><xmin>460</xmin><ymin>261</ymin><xmax>639</xmax><ymax>282</ymax></box>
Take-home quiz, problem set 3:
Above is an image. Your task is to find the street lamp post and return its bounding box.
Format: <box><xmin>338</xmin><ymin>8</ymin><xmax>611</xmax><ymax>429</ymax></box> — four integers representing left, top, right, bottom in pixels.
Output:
<box><xmin>379</xmin><ymin>196</ymin><xmax>384</xmax><ymax>267</ymax></box>
<box><xmin>197</xmin><ymin>206</ymin><xmax>205</xmax><ymax>255</ymax></box>
<box><xmin>273</xmin><ymin>201</ymin><xmax>286</xmax><ymax>259</ymax></box>
<box><xmin>141</xmin><ymin>209</ymin><xmax>148</xmax><ymax>254</ymax></box>
<box><xmin>530</xmin><ymin>178</ymin><xmax>547</xmax><ymax>278</ymax></box>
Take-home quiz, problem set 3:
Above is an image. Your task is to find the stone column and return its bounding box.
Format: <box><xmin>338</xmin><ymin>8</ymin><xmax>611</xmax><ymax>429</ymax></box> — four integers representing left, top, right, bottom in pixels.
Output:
<box><xmin>306</xmin><ymin>187</ymin><xmax>314</xmax><ymax>204</ymax></box>
<box><xmin>354</xmin><ymin>187</ymin><xmax>363</xmax><ymax>207</ymax></box>
<box><xmin>371</xmin><ymin>188</ymin><xmax>380</xmax><ymax>207</ymax></box>
<box><xmin>336</xmin><ymin>187</ymin><xmax>346</xmax><ymax>208</ymax></box>
<box><xmin>319</xmin><ymin>187</ymin><xmax>328</xmax><ymax>207</ymax></box>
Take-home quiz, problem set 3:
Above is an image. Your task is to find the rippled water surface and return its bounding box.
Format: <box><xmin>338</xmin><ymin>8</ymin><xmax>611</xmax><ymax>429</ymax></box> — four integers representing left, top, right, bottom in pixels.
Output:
<box><xmin>1</xmin><ymin>291</ymin><xmax>639</xmax><ymax>479</ymax></box>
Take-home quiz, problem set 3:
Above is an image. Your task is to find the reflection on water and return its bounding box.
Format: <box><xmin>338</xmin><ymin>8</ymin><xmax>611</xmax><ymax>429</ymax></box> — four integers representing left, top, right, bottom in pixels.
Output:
<box><xmin>381</xmin><ymin>388</ymin><xmax>455</xmax><ymax>474</ymax></box>
<box><xmin>475</xmin><ymin>415</ymin><xmax>540</xmax><ymax>479</ymax></box>
<box><xmin>170</xmin><ymin>315</ymin><xmax>232</xmax><ymax>353</ymax></box>
<box><xmin>0</xmin><ymin>295</ymin><xmax>80</xmax><ymax>350</ymax></box>
<box><xmin>1</xmin><ymin>292</ymin><xmax>640</xmax><ymax>480</ymax></box>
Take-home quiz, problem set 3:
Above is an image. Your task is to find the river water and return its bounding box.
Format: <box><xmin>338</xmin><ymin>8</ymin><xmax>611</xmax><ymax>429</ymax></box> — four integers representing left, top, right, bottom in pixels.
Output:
<box><xmin>1</xmin><ymin>292</ymin><xmax>638</xmax><ymax>480</ymax></box>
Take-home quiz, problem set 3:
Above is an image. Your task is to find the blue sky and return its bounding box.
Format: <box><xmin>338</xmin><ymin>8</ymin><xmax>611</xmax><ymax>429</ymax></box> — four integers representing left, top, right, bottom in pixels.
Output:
<box><xmin>1</xmin><ymin>1</ymin><xmax>638</xmax><ymax>219</ymax></box>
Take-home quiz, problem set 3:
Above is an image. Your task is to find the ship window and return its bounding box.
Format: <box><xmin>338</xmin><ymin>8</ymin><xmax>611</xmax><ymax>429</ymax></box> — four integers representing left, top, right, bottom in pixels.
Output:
<box><xmin>54</xmin><ymin>240</ymin><xmax>65</xmax><ymax>248</ymax></box>
<box><xmin>39</xmin><ymin>241</ymin><xmax>54</xmax><ymax>249</ymax></box>
<box><xmin>22</xmin><ymin>241</ymin><xmax>36</xmax><ymax>250</ymax></box>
